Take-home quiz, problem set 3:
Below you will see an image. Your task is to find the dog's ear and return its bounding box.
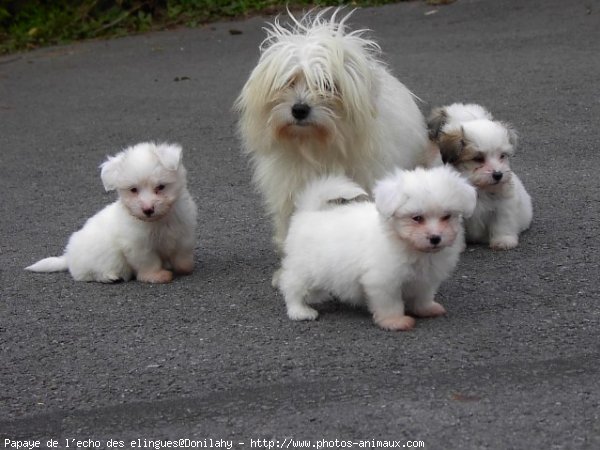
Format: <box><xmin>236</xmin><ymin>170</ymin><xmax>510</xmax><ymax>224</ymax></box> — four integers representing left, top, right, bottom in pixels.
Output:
<box><xmin>438</xmin><ymin>126</ymin><xmax>466</xmax><ymax>165</ymax></box>
<box><xmin>427</xmin><ymin>107</ymin><xmax>447</xmax><ymax>141</ymax></box>
<box><xmin>373</xmin><ymin>173</ymin><xmax>407</xmax><ymax>218</ymax></box>
<box><xmin>154</xmin><ymin>143</ymin><xmax>182</xmax><ymax>171</ymax></box>
<box><xmin>499</xmin><ymin>121</ymin><xmax>518</xmax><ymax>149</ymax></box>
<box><xmin>100</xmin><ymin>153</ymin><xmax>125</xmax><ymax>192</ymax></box>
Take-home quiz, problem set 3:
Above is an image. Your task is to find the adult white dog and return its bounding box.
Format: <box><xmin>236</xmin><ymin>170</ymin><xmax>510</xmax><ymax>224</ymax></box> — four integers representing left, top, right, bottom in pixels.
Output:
<box><xmin>26</xmin><ymin>142</ymin><xmax>197</xmax><ymax>283</ymax></box>
<box><xmin>235</xmin><ymin>8</ymin><xmax>432</xmax><ymax>250</ymax></box>
<box><xmin>279</xmin><ymin>166</ymin><xmax>476</xmax><ymax>331</ymax></box>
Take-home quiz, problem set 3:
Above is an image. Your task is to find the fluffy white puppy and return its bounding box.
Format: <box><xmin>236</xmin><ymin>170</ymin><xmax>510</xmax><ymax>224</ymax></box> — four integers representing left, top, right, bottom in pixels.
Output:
<box><xmin>278</xmin><ymin>166</ymin><xmax>476</xmax><ymax>331</ymax></box>
<box><xmin>235</xmin><ymin>8</ymin><xmax>432</xmax><ymax>250</ymax></box>
<box><xmin>428</xmin><ymin>103</ymin><xmax>533</xmax><ymax>250</ymax></box>
<box><xmin>26</xmin><ymin>142</ymin><xmax>197</xmax><ymax>283</ymax></box>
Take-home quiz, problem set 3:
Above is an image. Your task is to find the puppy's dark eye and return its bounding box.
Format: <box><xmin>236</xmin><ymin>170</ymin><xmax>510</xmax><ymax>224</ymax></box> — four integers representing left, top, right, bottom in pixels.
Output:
<box><xmin>441</xmin><ymin>214</ymin><xmax>452</xmax><ymax>222</ymax></box>
<box><xmin>130</xmin><ymin>187</ymin><xmax>138</xmax><ymax>194</ymax></box>
<box><xmin>472</xmin><ymin>155</ymin><xmax>485</xmax><ymax>164</ymax></box>
<box><xmin>412</xmin><ymin>215</ymin><xmax>425</xmax><ymax>224</ymax></box>
<box><xmin>500</xmin><ymin>153</ymin><xmax>509</xmax><ymax>160</ymax></box>
<box><xmin>155</xmin><ymin>184</ymin><xmax>166</xmax><ymax>193</ymax></box>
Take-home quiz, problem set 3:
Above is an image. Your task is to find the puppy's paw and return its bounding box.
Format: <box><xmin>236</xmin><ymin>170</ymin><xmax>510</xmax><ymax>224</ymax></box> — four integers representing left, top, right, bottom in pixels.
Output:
<box><xmin>271</xmin><ymin>268</ymin><xmax>282</xmax><ymax>288</ymax></box>
<box><xmin>373</xmin><ymin>314</ymin><xmax>415</xmax><ymax>331</ymax></box>
<box><xmin>490</xmin><ymin>235</ymin><xmax>518</xmax><ymax>250</ymax></box>
<box><xmin>413</xmin><ymin>301</ymin><xmax>447</xmax><ymax>318</ymax></box>
<box><xmin>286</xmin><ymin>304</ymin><xmax>319</xmax><ymax>321</ymax></box>
<box><xmin>137</xmin><ymin>269</ymin><xmax>173</xmax><ymax>284</ymax></box>
<box><xmin>173</xmin><ymin>256</ymin><xmax>194</xmax><ymax>275</ymax></box>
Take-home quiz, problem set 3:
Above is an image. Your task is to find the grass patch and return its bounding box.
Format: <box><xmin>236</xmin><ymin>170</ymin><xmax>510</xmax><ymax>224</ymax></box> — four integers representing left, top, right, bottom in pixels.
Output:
<box><xmin>0</xmin><ymin>0</ymin><xmax>410</xmax><ymax>54</ymax></box>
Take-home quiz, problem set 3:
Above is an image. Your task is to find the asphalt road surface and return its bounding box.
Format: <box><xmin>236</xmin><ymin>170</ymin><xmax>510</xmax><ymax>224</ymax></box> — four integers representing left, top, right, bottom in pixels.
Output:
<box><xmin>1</xmin><ymin>0</ymin><xmax>599</xmax><ymax>448</ymax></box>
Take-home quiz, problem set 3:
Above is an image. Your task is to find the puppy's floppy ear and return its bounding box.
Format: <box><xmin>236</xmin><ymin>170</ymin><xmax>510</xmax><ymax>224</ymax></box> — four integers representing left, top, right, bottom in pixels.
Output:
<box><xmin>427</xmin><ymin>107</ymin><xmax>447</xmax><ymax>141</ymax></box>
<box><xmin>499</xmin><ymin>121</ymin><xmax>518</xmax><ymax>149</ymax></box>
<box><xmin>100</xmin><ymin>153</ymin><xmax>125</xmax><ymax>192</ymax></box>
<box><xmin>438</xmin><ymin>126</ymin><xmax>466</xmax><ymax>165</ymax></box>
<box><xmin>153</xmin><ymin>143</ymin><xmax>182</xmax><ymax>171</ymax></box>
<box><xmin>373</xmin><ymin>173</ymin><xmax>406</xmax><ymax>219</ymax></box>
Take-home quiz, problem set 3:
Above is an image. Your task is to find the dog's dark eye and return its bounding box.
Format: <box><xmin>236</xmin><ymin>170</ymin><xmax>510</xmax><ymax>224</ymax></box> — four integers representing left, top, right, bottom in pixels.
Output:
<box><xmin>130</xmin><ymin>187</ymin><xmax>138</xmax><ymax>194</ymax></box>
<box><xmin>155</xmin><ymin>184</ymin><xmax>166</xmax><ymax>193</ymax></box>
<box><xmin>441</xmin><ymin>214</ymin><xmax>452</xmax><ymax>222</ymax></box>
<box><xmin>412</xmin><ymin>215</ymin><xmax>425</xmax><ymax>224</ymax></box>
<box><xmin>472</xmin><ymin>155</ymin><xmax>485</xmax><ymax>164</ymax></box>
<box><xmin>500</xmin><ymin>153</ymin><xmax>509</xmax><ymax>160</ymax></box>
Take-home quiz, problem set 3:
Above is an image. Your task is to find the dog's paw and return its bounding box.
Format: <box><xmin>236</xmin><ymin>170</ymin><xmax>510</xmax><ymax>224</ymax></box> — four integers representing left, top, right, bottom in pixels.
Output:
<box><xmin>373</xmin><ymin>314</ymin><xmax>415</xmax><ymax>331</ymax></box>
<box><xmin>490</xmin><ymin>235</ymin><xmax>518</xmax><ymax>250</ymax></box>
<box><xmin>137</xmin><ymin>269</ymin><xmax>173</xmax><ymax>284</ymax></box>
<box><xmin>286</xmin><ymin>304</ymin><xmax>319</xmax><ymax>321</ymax></box>
<box><xmin>412</xmin><ymin>301</ymin><xmax>447</xmax><ymax>318</ymax></box>
<box><xmin>173</xmin><ymin>256</ymin><xmax>194</xmax><ymax>275</ymax></box>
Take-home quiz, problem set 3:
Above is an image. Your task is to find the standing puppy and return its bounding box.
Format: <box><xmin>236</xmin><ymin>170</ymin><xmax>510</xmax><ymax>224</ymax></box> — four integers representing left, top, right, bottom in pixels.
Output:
<box><xmin>26</xmin><ymin>142</ymin><xmax>197</xmax><ymax>283</ymax></box>
<box><xmin>235</xmin><ymin>8</ymin><xmax>431</xmax><ymax>250</ymax></box>
<box><xmin>428</xmin><ymin>103</ymin><xmax>533</xmax><ymax>250</ymax></box>
<box><xmin>279</xmin><ymin>167</ymin><xmax>476</xmax><ymax>331</ymax></box>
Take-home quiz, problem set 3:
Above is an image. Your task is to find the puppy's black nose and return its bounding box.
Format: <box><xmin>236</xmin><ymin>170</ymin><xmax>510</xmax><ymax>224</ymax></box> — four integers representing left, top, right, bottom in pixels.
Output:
<box><xmin>143</xmin><ymin>207</ymin><xmax>154</xmax><ymax>217</ymax></box>
<box><xmin>492</xmin><ymin>171</ymin><xmax>503</xmax><ymax>181</ymax></box>
<box><xmin>291</xmin><ymin>103</ymin><xmax>311</xmax><ymax>121</ymax></box>
<box><xmin>429</xmin><ymin>235</ymin><xmax>441</xmax><ymax>246</ymax></box>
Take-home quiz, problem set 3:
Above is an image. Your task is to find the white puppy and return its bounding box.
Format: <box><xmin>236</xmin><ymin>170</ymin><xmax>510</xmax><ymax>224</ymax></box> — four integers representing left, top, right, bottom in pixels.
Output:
<box><xmin>26</xmin><ymin>142</ymin><xmax>197</xmax><ymax>283</ymax></box>
<box><xmin>428</xmin><ymin>103</ymin><xmax>533</xmax><ymax>250</ymax></box>
<box><xmin>278</xmin><ymin>166</ymin><xmax>476</xmax><ymax>331</ymax></box>
<box><xmin>235</xmin><ymin>8</ymin><xmax>433</xmax><ymax>250</ymax></box>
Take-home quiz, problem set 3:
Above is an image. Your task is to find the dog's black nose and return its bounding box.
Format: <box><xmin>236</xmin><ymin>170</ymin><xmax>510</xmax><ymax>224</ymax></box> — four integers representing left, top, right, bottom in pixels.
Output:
<box><xmin>143</xmin><ymin>207</ymin><xmax>154</xmax><ymax>217</ymax></box>
<box><xmin>492</xmin><ymin>171</ymin><xmax>503</xmax><ymax>181</ymax></box>
<box><xmin>429</xmin><ymin>235</ymin><xmax>441</xmax><ymax>246</ymax></box>
<box><xmin>291</xmin><ymin>103</ymin><xmax>311</xmax><ymax>121</ymax></box>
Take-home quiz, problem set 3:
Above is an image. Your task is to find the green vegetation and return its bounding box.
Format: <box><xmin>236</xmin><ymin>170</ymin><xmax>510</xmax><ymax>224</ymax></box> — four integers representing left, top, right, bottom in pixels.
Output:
<box><xmin>0</xmin><ymin>1</ymin><xmax>408</xmax><ymax>54</ymax></box>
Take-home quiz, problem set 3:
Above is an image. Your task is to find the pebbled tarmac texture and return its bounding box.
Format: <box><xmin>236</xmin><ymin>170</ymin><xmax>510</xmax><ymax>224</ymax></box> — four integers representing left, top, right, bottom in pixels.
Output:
<box><xmin>1</xmin><ymin>0</ymin><xmax>599</xmax><ymax>448</ymax></box>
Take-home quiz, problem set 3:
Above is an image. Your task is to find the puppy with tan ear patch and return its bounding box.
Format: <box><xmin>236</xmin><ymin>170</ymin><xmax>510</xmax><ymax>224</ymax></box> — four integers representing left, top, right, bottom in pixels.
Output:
<box><xmin>26</xmin><ymin>142</ymin><xmax>197</xmax><ymax>283</ymax></box>
<box><xmin>428</xmin><ymin>103</ymin><xmax>533</xmax><ymax>250</ymax></box>
<box><xmin>278</xmin><ymin>166</ymin><xmax>476</xmax><ymax>331</ymax></box>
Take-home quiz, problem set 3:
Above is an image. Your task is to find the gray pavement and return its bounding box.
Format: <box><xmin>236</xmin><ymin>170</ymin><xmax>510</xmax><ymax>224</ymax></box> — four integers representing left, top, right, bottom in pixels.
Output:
<box><xmin>1</xmin><ymin>0</ymin><xmax>599</xmax><ymax>448</ymax></box>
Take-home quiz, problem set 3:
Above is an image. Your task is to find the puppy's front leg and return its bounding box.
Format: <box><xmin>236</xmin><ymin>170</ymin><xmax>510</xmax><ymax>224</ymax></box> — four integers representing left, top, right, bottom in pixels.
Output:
<box><xmin>364</xmin><ymin>283</ymin><xmax>415</xmax><ymax>331</ymax></box>
<box><xmin>171</xmin><ymin>249</ymin><xmax>194</xmax><ymax>275</ymax></box>
<box><xmin>489</xmin><ymin>205</ymin><xmax>519</xmax><ymax>250</ymax></box>
<box><xmin>126</xmin><ymin>249</ymin><xmax>172</xmax><ymax>284</ymax></box>
<box><xmin>408</xmin><ymin>284</ymin><xmax>447</xmax><ymax>318</ymax></box>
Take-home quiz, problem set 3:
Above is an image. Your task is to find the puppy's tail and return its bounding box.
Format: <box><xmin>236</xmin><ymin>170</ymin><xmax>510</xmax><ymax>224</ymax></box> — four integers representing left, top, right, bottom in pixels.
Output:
<box><xmin>25</xmin><ymin>256</ymin><xmax>68</xmax><ymax>273</ymax></box>
<box><xmin>295</xmin><ymin>175</ymin><xmax>369</xmax><ymax>212</ymax></box>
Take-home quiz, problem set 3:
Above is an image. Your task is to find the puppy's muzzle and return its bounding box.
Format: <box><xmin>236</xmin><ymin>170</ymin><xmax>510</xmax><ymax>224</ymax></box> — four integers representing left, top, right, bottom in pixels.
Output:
<box><xmin>291</xmin><ymin>103</ymin><xmax>311</xmax><ymax>121</ymax></box>
<box><xmin>143</xmin><ymin>207</ymin><xmax>155</xmax><ymax>217</ymax></box>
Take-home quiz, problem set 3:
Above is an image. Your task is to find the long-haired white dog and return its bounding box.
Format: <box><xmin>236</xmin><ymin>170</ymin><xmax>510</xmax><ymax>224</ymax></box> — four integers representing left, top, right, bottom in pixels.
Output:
<box><xmin>26</xmin><ymin>142</ymin><xmax>197</xmax><ymax>283</ymax></box>
<box><xmin>278</xmin><ymin>166</ymin><xmax>476</xmax><ymax>331</ymax></box>
<box><xmin>428</xmin><ymin>103</ymin><xmax>532</xmax><ymax>250</ymax></box>
<box><xmin>235</xmin><ymin>8</ymin><xmax>432</xmax><ymax>250</ymax></box>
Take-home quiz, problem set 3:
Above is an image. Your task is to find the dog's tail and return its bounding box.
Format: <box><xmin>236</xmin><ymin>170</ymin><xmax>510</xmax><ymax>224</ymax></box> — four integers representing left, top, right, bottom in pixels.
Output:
<box><xmin>295</xmin><ymin>175</ymin><xmax>369</xmax><ymax>212</ymax></box>
<box><xmin>25</xmin><ymin>255</ymin><xmax>68</xmax><ymax>273</ymax></box>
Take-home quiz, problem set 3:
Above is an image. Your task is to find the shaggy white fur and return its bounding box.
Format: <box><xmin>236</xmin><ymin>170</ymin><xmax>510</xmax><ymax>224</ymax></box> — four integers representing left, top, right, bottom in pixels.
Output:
<box><xmin>235</xmin><ymin>8</ymin><xmax>432</xmax><ymax>250</ymax></box>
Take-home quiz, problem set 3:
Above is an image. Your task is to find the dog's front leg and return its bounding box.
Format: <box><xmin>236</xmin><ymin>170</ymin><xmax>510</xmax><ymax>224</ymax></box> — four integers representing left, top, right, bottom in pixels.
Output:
<box><xmin>489</xmin><ymin>204</ymin><xmax>519</xmax><ymax>250</ymax></box>
<box><xmin>407</xmin><ymin>283</ymin><xmax>447</xmax><ymax>318</ymax></box>
<box><xmin>364</xmin><ymin>283</ymin><xmax>415</xmax><ymax>331</ymax></box>
<box><xmin>126</xmin><ymin>249</ymin><xmax>172</xmax><ymax>283</ymax></box>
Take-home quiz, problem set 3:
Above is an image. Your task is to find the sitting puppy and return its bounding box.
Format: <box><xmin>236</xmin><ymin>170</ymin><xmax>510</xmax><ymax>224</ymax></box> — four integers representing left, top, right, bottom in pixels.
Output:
<box><xmin>428</xmin><ymin>103</ymin><xmax>533</xmax><ymax>250</ymax></box>
<box><xmin>26</xmin><ymin>142</ymin><xmax>197</xmax><ymax>283</ymax></box>
<box><xmin>278</xmin><ymin>166</ymin><xmax>476</xmax><ymax>331</ymax></box>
